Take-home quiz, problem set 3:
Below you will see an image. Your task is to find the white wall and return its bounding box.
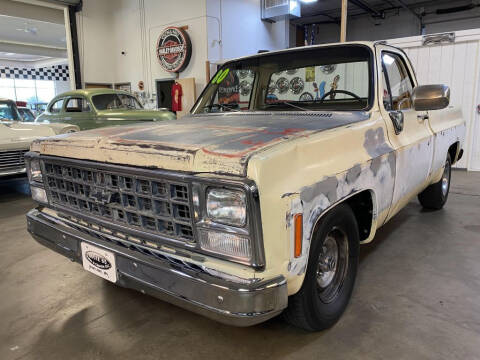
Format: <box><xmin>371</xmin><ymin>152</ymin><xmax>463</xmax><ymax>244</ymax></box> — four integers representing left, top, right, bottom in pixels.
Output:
<box><xmin>76</xmin><ymin>0</ymin><xmax>116</xmax><ymax>84</ymax></box>
<box><xmin>79</xmin><ymin>0</ymin><xmax>209</xmax><ymax>97</ymax></box>
<box><xmin>206</xmin><ymin>0</ymin><xmax>290</xmax><ymax>63</ymax></box>
<box><xmin>141</xmin><ymin>0</ymin><xmax>209</xmax><ymax>96</ymax></box>
<box><xmin>77</xmin><ymin>0</ymin><xmax>291</xmax><ymax>100</ymax></box>
<box><xmin>388</xmin><ymin>30</ymin><xmax>480</xmax><ymax>171</ymax></box>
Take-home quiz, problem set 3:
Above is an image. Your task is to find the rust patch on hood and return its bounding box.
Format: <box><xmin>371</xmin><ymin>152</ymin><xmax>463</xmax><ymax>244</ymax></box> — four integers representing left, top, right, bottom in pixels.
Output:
<box><xmin>31</xmin><ymin>112</ymin><xmax>369</xmax><ymax>176</ymax></box>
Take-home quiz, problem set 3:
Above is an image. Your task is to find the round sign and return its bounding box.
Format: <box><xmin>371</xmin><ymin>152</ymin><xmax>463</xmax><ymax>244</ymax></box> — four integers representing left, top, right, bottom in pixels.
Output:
<box><xmin>156</xmin><ymin>27</ymin><xmax>192</xmax><ymax>73</ymax></box>
<box><xmin>138</xmin><ymin>81</ymin><xmax>144</xmax><ymax>91</ymax></box>
<box><xmin>276</xmin><ymin>77</ymin><xmax>289</xmax><ymax>94</ymax></box>
<box><xmin>290</xmin><ymin>77</ymin><xmax>304</xmax><ymax>94</ymax></box>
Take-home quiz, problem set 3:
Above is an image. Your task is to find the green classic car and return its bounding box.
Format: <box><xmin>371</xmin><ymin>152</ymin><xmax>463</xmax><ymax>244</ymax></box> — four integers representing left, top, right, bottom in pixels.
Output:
<box><xmin>35</xmin><ymin>89</ymin><xmax>175</xmax><ymax>130</ymax></box>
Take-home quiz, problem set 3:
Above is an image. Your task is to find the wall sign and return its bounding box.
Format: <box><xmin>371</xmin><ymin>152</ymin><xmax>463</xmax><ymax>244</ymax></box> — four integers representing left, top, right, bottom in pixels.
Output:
<box><xmin>156</xmin><ymin>27</ymin><xmax>192</xmax><ymax>73</ymax></box>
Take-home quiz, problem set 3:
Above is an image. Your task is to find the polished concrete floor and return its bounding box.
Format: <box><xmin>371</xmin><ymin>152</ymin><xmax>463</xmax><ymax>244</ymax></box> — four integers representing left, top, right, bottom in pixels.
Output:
<box><xmin>1</xmin><ymin>171</ymin><xmax>479</xmax><ymax>360</ymax></box>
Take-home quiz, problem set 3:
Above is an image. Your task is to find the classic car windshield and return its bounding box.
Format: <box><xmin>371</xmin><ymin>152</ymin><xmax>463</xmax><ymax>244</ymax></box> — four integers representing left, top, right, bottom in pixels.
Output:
<box><xmin>192</xmin><ymin>45</ymin><xmax>373</xmax><ymax>114</ymax></box>
<box><xmin>92</xmin><ymin>94</ymin><xmax>143</xmax><ymax>110</ymax></box>
<box><xmin>0</xmin><ymin>101</ymin><xmax>20</xmax><ymax>121</ymax></box>
<box><xmin>18</xmin><ymin>108</ymin><xmax>35</xmax><ymax>122</ymax></box>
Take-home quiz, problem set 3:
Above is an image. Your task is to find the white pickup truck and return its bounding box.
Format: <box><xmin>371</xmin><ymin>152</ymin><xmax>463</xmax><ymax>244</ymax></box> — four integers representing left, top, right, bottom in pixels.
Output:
<box><xmin>25</xmin><ymin>42</ymin><xmax>465</xmax><ymax>331</ymax></box>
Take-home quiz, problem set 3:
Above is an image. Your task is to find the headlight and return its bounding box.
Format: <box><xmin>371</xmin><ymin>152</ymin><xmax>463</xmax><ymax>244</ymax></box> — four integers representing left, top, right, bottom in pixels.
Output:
<box><xmin>206</xmin><ymin>188</ymin><xmax>246</xmax><ymax>227</ymax></box>
<box><xmin>31</xmin><ymin>186</ymin><xmax>48</xmax><ymax>203</ymax></box>
<box><xmin>27</xmin><ymin>158</ymin><xmax>43</xmax><ymax>183</ymax></box>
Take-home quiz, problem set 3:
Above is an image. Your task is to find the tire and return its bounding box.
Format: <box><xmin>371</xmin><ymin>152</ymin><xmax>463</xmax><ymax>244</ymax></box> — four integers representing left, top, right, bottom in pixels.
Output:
<box><xmin>418</xmin><ymin>154</ymin><xmax>452</xmax><ymax>210</ymax></box>
<box><xmin>284</xmin><ymin>204</ymin><xmax>359</xmax><ymax>331</ymax></box>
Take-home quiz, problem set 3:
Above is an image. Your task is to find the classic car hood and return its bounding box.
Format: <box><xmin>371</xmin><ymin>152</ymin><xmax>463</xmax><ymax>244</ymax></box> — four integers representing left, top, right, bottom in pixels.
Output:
<box><xmin>0</xmin><ymin>121</ymin><xmax>56</xmax><ymax>151</ymax></box>
<box><xmin>31</xmin><ymin>112</ymin><xmax>369</xmax><ymax>176</ymax></box>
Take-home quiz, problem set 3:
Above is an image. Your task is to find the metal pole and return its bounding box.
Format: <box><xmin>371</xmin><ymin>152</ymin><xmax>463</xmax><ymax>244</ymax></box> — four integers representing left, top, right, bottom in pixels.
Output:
<box><xmin>63</xmin><ymin>7</ymin><xmax>76</xmax><ymax>90</ymax></box>
<box><xmin>340</xmin><ymin>0</ymin><xmax>348</xmax><ymax>42</ymax></box>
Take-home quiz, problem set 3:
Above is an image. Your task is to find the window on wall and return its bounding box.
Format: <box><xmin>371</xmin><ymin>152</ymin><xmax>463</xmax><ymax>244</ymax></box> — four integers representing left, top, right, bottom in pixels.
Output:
<box><xmin>36</xmin><ymin>80</ymin><xmax>55</xmax><ymax>103</ymax></box>
<box><xmin>0</xmin><ymin>78</ymin><xmax>55</xmax><ymax>104</ymax></box>
<box><xmin>0</xmin><ymin>79</ymin><xmax>16</xmax><ymax>100</ymax></box>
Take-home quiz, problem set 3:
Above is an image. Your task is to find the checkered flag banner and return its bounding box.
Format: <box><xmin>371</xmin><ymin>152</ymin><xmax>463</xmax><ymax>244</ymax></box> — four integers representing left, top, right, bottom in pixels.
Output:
<box><xmin>0</xmin><ymin>65</ymin><xmax>69</xmax><ymax>81</ymax></box>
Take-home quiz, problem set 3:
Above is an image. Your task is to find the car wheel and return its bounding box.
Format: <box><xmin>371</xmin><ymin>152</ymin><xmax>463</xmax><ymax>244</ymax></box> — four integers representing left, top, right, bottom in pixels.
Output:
<box><xmin>418</xmin><ymin>154</ymin><xmax>451</xmax><ymax>210</ymax></box>
<box><xmin>284</xmin><ymin>204</ymin><xmax>359</xmax><ymax>331</ymax></box>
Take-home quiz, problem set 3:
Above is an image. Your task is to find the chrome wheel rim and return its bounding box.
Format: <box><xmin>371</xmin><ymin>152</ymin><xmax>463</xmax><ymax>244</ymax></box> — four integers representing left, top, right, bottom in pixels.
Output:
<box><xmin>441</xmin><ymin>161</ymin><xmax>450</xmax><ymax>197</ymax></box>
<box><xmin>316</xmin><ymin>228</ymin><xmax>349</xmax><ymax>303</ymax></box>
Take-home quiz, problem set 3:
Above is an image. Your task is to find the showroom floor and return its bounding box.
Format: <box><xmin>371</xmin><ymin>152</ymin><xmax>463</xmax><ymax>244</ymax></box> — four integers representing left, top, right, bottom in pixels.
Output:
<box><xmin>1</xmin><ymin>171</ymin><xmax>479</xmax><ymax>360</ymax></box>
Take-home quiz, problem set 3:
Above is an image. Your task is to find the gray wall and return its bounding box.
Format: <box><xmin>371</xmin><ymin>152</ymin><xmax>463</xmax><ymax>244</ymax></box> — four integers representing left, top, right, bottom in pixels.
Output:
<box><xmin>305</xmin><ymin>7</ymin><xmax>480</xmax><ymax>44</ymax></box>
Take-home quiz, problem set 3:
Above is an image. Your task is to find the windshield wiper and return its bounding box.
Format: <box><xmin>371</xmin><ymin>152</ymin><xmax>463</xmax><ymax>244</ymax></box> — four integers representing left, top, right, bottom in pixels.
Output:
<box><xmin>265</xmin><ymin>101</ymin><xmax>308</xmax><ymax>112</ymax></box>
<box><xmin>203</xmin><ymin>103</ymin><xmax>240</xmax><ymax>113</ymax></box>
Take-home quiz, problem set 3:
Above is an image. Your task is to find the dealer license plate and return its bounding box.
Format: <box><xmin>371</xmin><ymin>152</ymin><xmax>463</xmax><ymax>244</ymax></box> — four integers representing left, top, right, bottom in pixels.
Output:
<box><xmin>81</xmin><ymin>242</ymin><xmax>117</xmax><ymax>283</ymax></box>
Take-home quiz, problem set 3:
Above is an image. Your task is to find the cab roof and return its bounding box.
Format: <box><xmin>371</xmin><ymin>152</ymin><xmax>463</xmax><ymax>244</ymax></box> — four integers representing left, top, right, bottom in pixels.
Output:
<box><xmin>220</xmin><ymin>41</ymin><xmax>399</xmax><ymax>64</ymax></box>
<box><xmin>52</xmin><ymin>88</ymin><xmax>133</xmax><ymax>99</ymax></box>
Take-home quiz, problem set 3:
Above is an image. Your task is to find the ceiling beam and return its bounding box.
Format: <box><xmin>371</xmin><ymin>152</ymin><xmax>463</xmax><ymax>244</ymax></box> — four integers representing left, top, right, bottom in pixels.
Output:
<box><xmin>0</xmin><ymin>0</ymin><xmax>64</xmax><ymax>24</ymax></box>
<box><xmin>349</xmin><ymin>0</ymin><xmax>384</xmax><ymax>17</ymax></box>
<box><xmin>0</xmin><ymin>39</ymin><xmax>67</xmax><ymax>57</ymax></box>
<box><xmin>340</xmin><ymin>0</ymin><xmax>348</xmax><ymax>42</ymax></box>
<box><xmin>394</xmin><ymin>0</ymin><xmax>422</xmax><ymax>20</ymax></box>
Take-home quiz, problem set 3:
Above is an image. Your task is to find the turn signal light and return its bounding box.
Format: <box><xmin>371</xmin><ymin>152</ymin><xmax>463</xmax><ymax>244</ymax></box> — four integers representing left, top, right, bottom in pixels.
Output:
<box><xmin>294</xmin><ymin>214</ymin><xmax>303</xmax><ymax>258</ymax></box>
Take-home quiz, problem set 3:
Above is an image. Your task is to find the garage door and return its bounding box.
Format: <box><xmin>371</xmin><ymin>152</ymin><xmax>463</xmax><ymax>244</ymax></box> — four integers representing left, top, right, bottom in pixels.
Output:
<box><xmin>387</xmin><ymin>29</ymin><xmax>480</xmax><ymax>171</ymax></box>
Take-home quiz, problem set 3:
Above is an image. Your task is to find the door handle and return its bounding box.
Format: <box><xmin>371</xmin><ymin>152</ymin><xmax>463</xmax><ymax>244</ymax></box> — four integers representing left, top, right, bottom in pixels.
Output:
<box><xmin>417</xmin><ymin>114</ymin><xmax>429</xmax><ymax>122</ymax></box>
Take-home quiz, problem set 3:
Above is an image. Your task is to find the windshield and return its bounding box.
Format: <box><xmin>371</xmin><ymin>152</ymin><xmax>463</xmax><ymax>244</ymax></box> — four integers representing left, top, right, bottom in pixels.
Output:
<box><xmin>0</xmin><ymin>100</ymin><xmax>20</xmax><ymax>121</ymax></box>
<box><xmin>18</xmin><ymin>108</ymin><xmax>35</xmax><ymax>122</ymax></box>
<box><xmin>92</xmin><ymin>94</ymin><xmax>143</xmax><ymax>110</ymax></box>
<box><xmin>192</xmin><ymin>45</ymin><xmax>373</xmax><ymax>114</ymax></box>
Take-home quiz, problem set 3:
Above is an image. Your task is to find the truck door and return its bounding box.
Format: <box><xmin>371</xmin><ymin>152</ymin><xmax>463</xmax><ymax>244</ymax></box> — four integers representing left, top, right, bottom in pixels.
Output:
<box><xmin>376</xmin><ymin>47</ymin><xmax>435</xmax><ymax>221</ymax></box>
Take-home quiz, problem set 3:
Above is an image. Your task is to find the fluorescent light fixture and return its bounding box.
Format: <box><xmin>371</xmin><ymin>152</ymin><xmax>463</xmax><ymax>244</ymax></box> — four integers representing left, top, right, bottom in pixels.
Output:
<box><xmin>300</xmin><ymin>0</ymin><xmax>318</xmax><ymax>3</ymax></box>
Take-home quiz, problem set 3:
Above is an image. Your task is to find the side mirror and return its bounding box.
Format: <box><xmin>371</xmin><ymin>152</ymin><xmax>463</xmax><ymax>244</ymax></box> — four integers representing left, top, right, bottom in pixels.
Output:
<box><xmin>412</xmin><ymin>84</ymin><xmax>450</xmax><ymax>111</ymax></box>
<box><xmin>389</xmin><ymin>110</ymin><xmax>404</xmax><ymax>134</ymax></box>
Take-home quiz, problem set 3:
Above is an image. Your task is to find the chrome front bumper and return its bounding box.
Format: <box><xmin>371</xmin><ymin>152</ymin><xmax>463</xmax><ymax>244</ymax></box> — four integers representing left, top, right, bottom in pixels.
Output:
<box><xmin>0</xmin><ymin>166</ymin><xmax>26</xmax><ymax>177</ymax></box>
<box><xmin>26</xmin><ymin>208</ymin><xmax>287</xmax><ymax>326</ymax></box>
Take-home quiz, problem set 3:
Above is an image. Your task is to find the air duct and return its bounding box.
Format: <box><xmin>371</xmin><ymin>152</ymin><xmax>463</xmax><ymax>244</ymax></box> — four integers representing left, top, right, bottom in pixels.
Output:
<box><xmin>261</xmin><ymin>0</ymin><xmax>300</xmax><ymax>21</ymax></box>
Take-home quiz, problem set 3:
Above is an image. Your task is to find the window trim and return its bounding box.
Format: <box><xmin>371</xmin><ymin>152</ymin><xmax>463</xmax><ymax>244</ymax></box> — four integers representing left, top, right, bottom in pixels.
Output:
<box><xmin>49</xmin><ymin>98</ymin><xmax>65</xmax><ymax>113</ymax></box>
<box><xmin>91</xmin><ymin>93</ymin><xmax>143</xmax><ymax>111</ymax></box>
<box><xmin>64</xmin><ymin>96</ymin><xmax>92</xmax><ymax>113</ymax></box>
<box><xmin>381</xmin><ymin>51</ymin><xmax>416</xmax><ymax>112</ymax></box>
<box><xmin>191</xmin><ymin>44</ymin><xmax>376</xmax><ymax>114</ymax></box>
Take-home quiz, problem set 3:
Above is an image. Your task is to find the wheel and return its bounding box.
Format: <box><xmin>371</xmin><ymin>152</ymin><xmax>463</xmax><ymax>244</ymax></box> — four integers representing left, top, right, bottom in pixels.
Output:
<box><xmin>418</xmin><ymin>154</ymin><xmax>452</xmax><ymax>210</ymax></box>
<box><xmin>284</xmin><ymin>204</ymin><xmax>359</xmax><ymax>331</ymax></box>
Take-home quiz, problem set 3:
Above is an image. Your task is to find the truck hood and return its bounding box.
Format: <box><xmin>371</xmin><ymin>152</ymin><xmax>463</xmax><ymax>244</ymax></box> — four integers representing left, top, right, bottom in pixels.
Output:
<box><xmin>31</xmin><ymin>112</ymin><xmax>369</xmax><ymax>176</ymax></box>
<box><xmin>0</xmin><ymin>121</ymin><xmax>56</xmax><ymax>151</ymax></box>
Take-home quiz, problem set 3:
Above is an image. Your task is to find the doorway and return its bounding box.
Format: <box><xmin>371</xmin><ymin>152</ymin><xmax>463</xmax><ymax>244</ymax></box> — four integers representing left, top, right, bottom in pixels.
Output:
<box><xmin>156</xmin><ymin>79</ymin><xmax>175</xmax><ymax>110</ymax></box>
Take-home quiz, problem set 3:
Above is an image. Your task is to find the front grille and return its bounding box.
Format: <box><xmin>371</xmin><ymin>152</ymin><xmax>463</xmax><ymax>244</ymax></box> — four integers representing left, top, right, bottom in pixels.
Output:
<box><xmin>0</xmin><ymin>150</ymin><xmax>27</xmax><ymax>170</ymax></box>
<box><xmin>42</xmin><ymin>160</ymin><xmax>194</xmax><ymax>243</ymax></box>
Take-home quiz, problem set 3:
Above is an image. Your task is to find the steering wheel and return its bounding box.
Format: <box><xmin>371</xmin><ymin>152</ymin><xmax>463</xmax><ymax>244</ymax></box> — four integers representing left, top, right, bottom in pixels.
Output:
<box><xmin>318</xmin><ymin>90</ymin><xmax>363</xmax><ymax>103</ymax></box>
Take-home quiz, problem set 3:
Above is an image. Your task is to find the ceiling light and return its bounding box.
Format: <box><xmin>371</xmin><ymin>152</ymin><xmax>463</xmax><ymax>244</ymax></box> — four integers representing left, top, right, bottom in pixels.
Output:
<box><xmin>300</xmin><ymin>0</ymin><xmax>318</xmax><ymax>3</ymax></box>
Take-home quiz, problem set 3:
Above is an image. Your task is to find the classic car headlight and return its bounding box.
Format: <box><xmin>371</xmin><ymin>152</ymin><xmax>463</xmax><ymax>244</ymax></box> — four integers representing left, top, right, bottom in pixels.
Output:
<box><xmin>27</xmin><ymin>158</ymin><xmax>43</xmax><ymax>183</ymax></box>
<box><xmin>206</xmin><ymin>188</ymin><xmax>246</xmax><ymax>227</ymax></box>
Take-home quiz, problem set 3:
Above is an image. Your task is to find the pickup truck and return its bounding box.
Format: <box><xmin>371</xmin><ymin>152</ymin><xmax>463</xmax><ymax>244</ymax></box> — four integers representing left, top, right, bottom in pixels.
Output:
<box><xmin>25</xmin><ymin>42</ymin><xmax>465</xmax><ymax>331</ymax></box>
